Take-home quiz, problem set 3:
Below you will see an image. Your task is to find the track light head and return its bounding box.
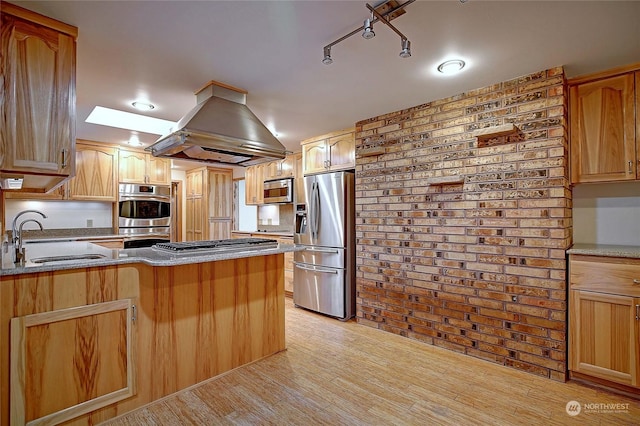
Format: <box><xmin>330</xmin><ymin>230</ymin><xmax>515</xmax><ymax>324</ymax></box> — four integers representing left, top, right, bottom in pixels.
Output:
<box><xmin>399</xmin><ymin>39</ymin><xmax>411</xmax><ymax>58</ymax></box>
<box><xmin>362</xmin><ymin>18</ymin><xmax>375</xmax><ymax>39</ymax></box>
<box><xmin>322</xmin><ymin>46</ymin><xmax>333</xmax><ymax>65</ymax></box>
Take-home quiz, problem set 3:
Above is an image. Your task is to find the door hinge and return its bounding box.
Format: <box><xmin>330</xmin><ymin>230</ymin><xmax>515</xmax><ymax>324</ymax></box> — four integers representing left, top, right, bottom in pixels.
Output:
<box><xmin>636</xmin><ymin>304</ymin><xmax>639</xmax><ymax>321</ymax></box>
<box><xmin>132</xmin><ymin>304</ymin><xmax>137</xmax><ymax>323</ymax></box>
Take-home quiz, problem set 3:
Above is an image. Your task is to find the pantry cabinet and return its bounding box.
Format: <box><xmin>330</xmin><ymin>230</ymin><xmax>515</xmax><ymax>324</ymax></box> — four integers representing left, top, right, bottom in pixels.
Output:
<box><xmin>568</xmin><ymin>254</ymin><xmax>640</xmax><ymax>391</ymax></box>
<box><xmin>301</xmin><ymin>128</ymin><xmax>355</xmax><ymax>175</ymax></box>
<box><xmin>119</xmin><ymin>149</ymin><xmax>170</xmax><ymax>185</ymax></box>
<box><xmin>0</xmin><ymin>3</ymin><xmax>78</xmax><ymax>192</ymax></box>
<box><xmin>569</xmin><ymin>68</ymin><xmax>639</xmax><ymax>183</ymax></box>
<box><xmin>185</xmin><ymin>167</ymin><xmax>232</xmax><ymax>241</ymax></box>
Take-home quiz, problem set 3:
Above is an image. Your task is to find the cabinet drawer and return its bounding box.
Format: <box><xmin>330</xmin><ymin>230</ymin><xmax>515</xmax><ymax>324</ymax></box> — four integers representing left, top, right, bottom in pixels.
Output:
<box><xmin>569</xmin><ymin>255</ymin><xmax>640</xmax><ymax>296</ymax></box>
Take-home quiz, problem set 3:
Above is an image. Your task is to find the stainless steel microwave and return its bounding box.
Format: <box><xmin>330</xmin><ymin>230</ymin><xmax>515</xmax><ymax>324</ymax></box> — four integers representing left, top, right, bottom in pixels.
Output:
<box><xmin>263</xmin><ymin>178</ymin><xmax>293</xmax><ymax>203</ymax></box>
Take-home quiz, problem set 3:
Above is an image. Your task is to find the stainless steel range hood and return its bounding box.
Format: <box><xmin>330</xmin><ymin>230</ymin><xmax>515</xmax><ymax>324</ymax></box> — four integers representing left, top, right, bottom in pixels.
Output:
<box><xmin>146</xmin><ymin>81</ymin><xmax>287</xmax><ymax>166</ymax></box>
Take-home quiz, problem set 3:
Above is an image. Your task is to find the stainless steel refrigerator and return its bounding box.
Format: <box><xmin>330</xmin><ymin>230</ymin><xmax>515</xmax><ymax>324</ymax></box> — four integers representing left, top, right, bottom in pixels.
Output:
<box><xmin>293</xmin><ymin>171</ymin><xmax>355</xmax><ymax>320</ymax></box>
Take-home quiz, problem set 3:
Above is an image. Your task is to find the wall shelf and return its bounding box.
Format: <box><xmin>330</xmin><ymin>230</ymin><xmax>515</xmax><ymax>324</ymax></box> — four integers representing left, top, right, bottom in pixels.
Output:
<box><xmin>471</xmin><ymin>123</ymin><xmax>519</xmax><ymax>141</ymax></box>
<box><xmin>425</xmin><ymin>176</ymin><xmax>465</xmax><ymax>185</ymax></box>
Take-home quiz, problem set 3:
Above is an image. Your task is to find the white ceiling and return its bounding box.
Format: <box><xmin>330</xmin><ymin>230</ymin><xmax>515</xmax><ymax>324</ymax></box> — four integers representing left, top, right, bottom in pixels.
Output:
<box><xmin>11</xmin><ymin>0</ymin><xmax>640</xmax><ymax>170</ymax></box>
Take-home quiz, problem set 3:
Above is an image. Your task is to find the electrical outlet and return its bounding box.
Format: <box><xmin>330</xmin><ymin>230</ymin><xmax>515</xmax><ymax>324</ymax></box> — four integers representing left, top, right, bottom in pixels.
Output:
<box><xmin>87</xmin><ymin>219</ymin><xmax>93</xmax><ymax>228</ymax></box>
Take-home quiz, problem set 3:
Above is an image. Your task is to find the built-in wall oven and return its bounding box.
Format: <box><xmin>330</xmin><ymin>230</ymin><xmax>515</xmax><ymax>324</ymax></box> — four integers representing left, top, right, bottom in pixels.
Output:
<box><xmin>118</xmin><ymin>183</ymin><xmax>171</xmax><ymax>248</ymax></box>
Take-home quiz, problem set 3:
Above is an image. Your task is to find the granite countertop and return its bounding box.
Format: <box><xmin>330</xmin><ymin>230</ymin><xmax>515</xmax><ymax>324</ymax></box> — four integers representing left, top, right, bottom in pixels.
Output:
<box><xmin>567</xmin><ymin>244</ymin><xmax>640</xmax><ymax>259</ymax></box>
<box><xmin>1</xmin><ymin>240</ymin><xmax>300</xmax><ymax>276</ymax></box>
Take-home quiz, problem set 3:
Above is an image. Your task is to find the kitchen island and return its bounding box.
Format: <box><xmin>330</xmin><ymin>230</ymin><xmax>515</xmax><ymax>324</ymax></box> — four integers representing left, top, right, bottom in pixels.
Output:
<box><xmin>0</xmin><ymin>240</ymin><xmax>296</xmax><ymax>425</ymax></box>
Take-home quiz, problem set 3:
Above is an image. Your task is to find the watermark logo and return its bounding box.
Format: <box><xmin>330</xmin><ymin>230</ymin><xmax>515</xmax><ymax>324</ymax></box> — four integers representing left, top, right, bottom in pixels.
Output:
<box><xmin>566</xmin><ymin>401</ymin><xmax>581</xmax><ymax>417</ymax></box>
<box><xmin>565</xmin><ymin>400</ymin><xmax>630</xmax><ymax>416</ymax></box>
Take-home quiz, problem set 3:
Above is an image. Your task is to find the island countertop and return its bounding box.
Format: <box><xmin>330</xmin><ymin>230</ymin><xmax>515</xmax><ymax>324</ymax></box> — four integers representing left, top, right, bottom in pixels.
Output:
<box><xmin>1</xmin><ymin>240</ymin><xmax>300</xmax><ymax>276</ymax></box>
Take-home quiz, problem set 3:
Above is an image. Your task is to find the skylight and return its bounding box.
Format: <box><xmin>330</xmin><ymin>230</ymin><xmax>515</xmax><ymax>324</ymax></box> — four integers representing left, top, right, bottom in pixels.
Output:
<box><xmin>86</xmin><ymin>106</ymin><xmax>175</xmax><ymax>135</ymax></box>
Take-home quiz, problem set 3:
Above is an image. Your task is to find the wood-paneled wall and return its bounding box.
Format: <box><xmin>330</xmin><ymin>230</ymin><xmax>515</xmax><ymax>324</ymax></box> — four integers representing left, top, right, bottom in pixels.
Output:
<box><xmin>0</xmin><ymin>254</ymin><xmax>286</xmax><ymax>425</ymax></box>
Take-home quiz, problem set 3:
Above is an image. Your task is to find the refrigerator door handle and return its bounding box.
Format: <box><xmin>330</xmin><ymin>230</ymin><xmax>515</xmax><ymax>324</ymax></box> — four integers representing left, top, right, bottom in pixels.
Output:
<box><xmin>309</xmin><ymin>181</ymin><xmax>316</xmax><ymax>238</ymax></box>
<box><xmin>294</xmin><ymin>262</ymin><xmax>339</xmax><ymax>274</ymax></box>
<box><xmin>304</xmin><ymin>247</ymin><xmax>340</xmax><ymax>254</ymax></box>
<box><xmin>312</xmin><ymin>181</ymin><xmax>320</xmax><ymax>238</ymax></box>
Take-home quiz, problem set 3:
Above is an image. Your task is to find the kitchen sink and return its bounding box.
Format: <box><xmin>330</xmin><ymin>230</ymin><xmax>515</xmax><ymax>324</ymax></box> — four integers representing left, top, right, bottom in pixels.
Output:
<box><xmin>30</xmin><ymin>254</ymin><xmax>108</xmax><ymax>264</ymax></box>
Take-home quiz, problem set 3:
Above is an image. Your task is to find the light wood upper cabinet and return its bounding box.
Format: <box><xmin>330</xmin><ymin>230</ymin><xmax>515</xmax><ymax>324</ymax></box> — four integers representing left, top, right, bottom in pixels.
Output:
<box><xmin>185</xmin><ymin>167</ymin><xmax>232</xmax><ymax>241</ymax></box>
<box><xmin>568</xmin><ymin>254</ymin><xmax>640</xmax><ymax>390</ymax></box>
<box><xmin>245</xmin><ymin>163</ymin><xmax>264</xmax><ymax>205</ymax></box>
<box><xmin>0</xmin><ymin>3</ymin><xmax>77</xmax><ymax>192</ymax></box>
<box><xmin>569</xmin><ymin>70</ymin><xmax>639</xmax><ymax>183</ymax></box>
<box><xmin>68</xmin><ymin>142</ymin><xmax>117</xmax><ymax>201</ymax></box>
<box><xmin>301</xmin><ymin>128</ymin><xmax>355</xmax><ymax>175</ymax></box>
<box><xmin>263</xmin><ymin>155</ymin><xmax>296</xmax><ymax>181</ymax></box>
<box><xmin>119</xmin><ymin>149</ymin><xmax>171</xmax><ymax>185</ymax></box>
<box><xmin>3</xmin><ymin>140</ymin><xmax>118</xmax><ymax>201</ymax></box>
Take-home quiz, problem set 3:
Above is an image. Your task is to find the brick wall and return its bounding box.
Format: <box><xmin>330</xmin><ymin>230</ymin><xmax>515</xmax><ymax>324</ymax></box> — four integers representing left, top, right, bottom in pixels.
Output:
<box><xmin>354</xmin><ymin>67</ymin><xmax>571</xmax><ymax>381</ymax></box>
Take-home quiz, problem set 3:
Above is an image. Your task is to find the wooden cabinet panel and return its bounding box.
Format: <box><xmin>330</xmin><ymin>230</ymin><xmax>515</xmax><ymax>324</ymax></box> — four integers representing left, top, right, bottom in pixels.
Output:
<box><xmin>568</xmin><ymin>254</ymin><xmax>640</xmax><ymax>391</ymax></box>
<box><xmin>302</xmin><ymin>140</ymin><xmax>328</xmax><ymax>175</ymax></box>
<box><xmin>569</xmin><ymin>290</ymin><xmax>638</xmax><ymax>387</ymax></box>
<box><xmin>570</xmin><ymin>72</ymin><xmax>637</xmax><ymax>183</ymax></box>
<box><xmin>250</xmin><ymin>233</ymin><xmax>294</xmax><ymax>294</ymax></box>
<box><xmin>118</xmin><ymin>150</ymin><xmax>147</xmax><ymax>184</ymax></box>
<box><xmin>0</xmin><ymin>4</ymin><xmax>77</xmax><ymax>192</ymax></box>
<box><xmin>328</xmin><ymin>133</ymin><xmax>356</xmax><ymax>171</ymax></box>
<box><xmin>301</xmin><ymin>128</ymin><xmax>355</xmax><ymax>175</ymax></box>
<box><xmin>245</xmin><ymin>163</ymin><xmax>264</xmax><ymax>205</ymax></box>
<box><xmin>263</xmin><ymin>155</ymin><xmax>296</xmax><ymax>181</ymax></box>
<box><xmin>147</xmin><ymin>155</ymin><xmax>171</xmax><ymax>185</ymax></box>
<box><xmin>569</xmin><ymin>255</ymin><xmax>640</xmax><ymax>296</ymax></box>
<box><xmin>68</xmin><ymin>143</ymin><xmax>117</xmax><ymax>201</ymax></box>
<box><xmin>208</xmin><ymin>170</ymin><xmax>232</xmax><ymax>218</ymax></box>
<box><xmin>3</xmin><ymin>141</ymin><xmax>118</xmax><ymax>201</ymax></box>
<box><xmin>185</xmin><ymin>167</ymin><xmax>232</xmax><ymax>241</ymax></box>
<box><xmin>10</xmin><ymin>299</ymin><xmax>134</xmax><ymax>425</ymax></box>
<box><xmin>186</xmin><ymin>167</ymin><xmax>204</xmax><ymax>196</ymax></box>
<box><xmin>119</xmin><ymin>149</ymin><xmax>170</xmax><ymax>185</ymax></box>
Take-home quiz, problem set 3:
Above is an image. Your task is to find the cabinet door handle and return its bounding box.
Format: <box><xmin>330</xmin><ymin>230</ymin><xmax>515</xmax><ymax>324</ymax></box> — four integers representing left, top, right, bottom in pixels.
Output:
<box><xmin>61</xmin><ymin>149</ymin><xmax>69</xmax><ymax>167</ymax></box>
<box><xmin>633</xmin><ymin>279</ymin><xmax>640</xmax><ymax>285</ymax></box>
<box><xmin>629</xmin><ymin>161</ymin><xmax>633</xmax><ymax>174</ymax></box>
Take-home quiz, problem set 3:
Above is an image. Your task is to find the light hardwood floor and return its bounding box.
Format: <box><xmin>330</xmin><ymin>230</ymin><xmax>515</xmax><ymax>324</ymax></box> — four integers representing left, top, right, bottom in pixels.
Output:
<box><xmin>104</xmin><ymin>298</ymin><xmax>639</xmax><ymax>425</ymax></box>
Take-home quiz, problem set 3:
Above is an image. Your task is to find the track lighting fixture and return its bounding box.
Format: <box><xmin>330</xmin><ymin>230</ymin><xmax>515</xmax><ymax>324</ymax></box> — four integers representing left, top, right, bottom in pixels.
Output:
<box><xmin>322</xmin><ymin>0</ymin><xmax>415</xmax><ymax>65</ymax></box>
<box><xmin>362</xmin><ymin>14</ymin><xmax>375</xmax><ymax>39</ymax></box>
<box><xmin>322</xmin><ymin>46</ymin><xmax>333</xmax><ymax>65</ymax></box>
<box><xmin>399</xmin><ymin>38</ymin><xmax>411</xmax><ymax>58</ymax></box>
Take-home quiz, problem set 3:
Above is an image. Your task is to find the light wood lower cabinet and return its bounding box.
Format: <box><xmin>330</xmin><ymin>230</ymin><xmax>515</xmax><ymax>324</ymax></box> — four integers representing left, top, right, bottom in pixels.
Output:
<box><xmin>568</xmin><ymin>254</ymin><xmax>640</xmax><ymax>392</ymax></box>
<box><xmin>250</xmin><ymin>233</ymin><xmax>294</xmax><ymax>295</ymax></box>
<box><xmin>10</xmin><ymin>299</ymin><xmax>135</xmax><ymax>425</ymax></box>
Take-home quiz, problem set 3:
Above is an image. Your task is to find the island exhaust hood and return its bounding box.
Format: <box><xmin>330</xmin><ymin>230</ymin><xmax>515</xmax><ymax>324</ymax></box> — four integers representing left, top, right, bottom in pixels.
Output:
<box><xmin>146</xmin><ymin>81</ymin><xmax>287</xmax><ymax>166</ymax></box>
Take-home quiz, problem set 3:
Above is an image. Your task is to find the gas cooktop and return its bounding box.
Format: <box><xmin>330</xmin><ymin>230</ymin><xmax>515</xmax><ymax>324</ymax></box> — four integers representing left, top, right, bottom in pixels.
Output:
<box><xmin>153</xmin><ymin>238</ymin><xmax>278</xmax><ymax>254</ymax></box>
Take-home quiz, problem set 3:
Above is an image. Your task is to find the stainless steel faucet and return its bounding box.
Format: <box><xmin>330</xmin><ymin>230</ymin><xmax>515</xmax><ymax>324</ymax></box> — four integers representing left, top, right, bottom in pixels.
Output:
<box><xmin>11</xmin><ymin>210</ymin><xmax>47</xmax><ymax>265</ymax></box>
<box><xmin>11</xmin><ymin>209</ymin><xmax>47</xmax><ymax>245</ymax></box>
<box><xmin>15</xmin><ymin>219</ymin><xmax>44</xmax><ymax>265</ymax></box>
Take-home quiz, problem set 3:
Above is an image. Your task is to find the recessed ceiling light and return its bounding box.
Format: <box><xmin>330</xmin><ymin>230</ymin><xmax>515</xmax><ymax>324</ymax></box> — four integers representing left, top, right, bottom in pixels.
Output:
<box><xmin>132</xmin><ymin>101</ymin><xmax>155</xmax><ymax>111</ymax></box>
<box><xmin>86</xmin><ymin>106</ymin><xmax>175</xmax><ymax>135</ymax></box>
<box><xmin>437</xmin><ymin>59</ymin><xmax>466</xmax><ymax>75</ymax></box>
<box><xmin>127</xmin><ymin>133</ymin><xmax>143</xmax><ymax>147</ymax></box>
